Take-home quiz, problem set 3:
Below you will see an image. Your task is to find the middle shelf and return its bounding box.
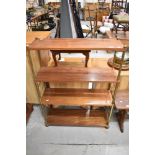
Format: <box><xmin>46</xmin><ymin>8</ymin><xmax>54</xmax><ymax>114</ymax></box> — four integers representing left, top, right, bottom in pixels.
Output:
<box><xmin>41</xmin><ymin>88</ymin><xmax>112</xmax><ymax>107</ymax></box>
<box><xmin>36</xmin><ymin>66</ymin><xmax>117</xmax><ymax>83</ymax></box>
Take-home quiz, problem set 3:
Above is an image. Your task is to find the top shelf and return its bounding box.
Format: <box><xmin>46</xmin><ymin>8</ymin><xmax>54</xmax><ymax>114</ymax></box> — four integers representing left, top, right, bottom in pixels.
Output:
<box><xmin>28</xmin><ymin>38</ymin><xmax>125</xmax><ymax>52</ymax></box>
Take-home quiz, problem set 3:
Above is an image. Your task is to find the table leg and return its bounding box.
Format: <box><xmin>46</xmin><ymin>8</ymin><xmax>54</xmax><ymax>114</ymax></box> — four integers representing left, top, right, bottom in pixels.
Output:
<box><xmin>83</xmin><ymin>52</ymin><xmax>89</xmax><ymax>67</ymax></box>
<box><xmin>116</xmin><ymin>110</ymin><xmax>127</xmax><ymax>133</ymax></box>
<box><xmin>58</xmin><ymin>53</ymin><xmax>61</xmax><ymax>60</ymax></box>
<box><xmin>52</xmin><ymin>52</ymin><xmax>58</xmax><ymax>66</ymax></box>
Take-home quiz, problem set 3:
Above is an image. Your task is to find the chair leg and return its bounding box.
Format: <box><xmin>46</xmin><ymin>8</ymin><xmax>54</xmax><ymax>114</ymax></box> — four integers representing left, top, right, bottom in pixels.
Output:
<box><xmin>116</xmin><ymin>110</ymin><xmax>127</xmax><ymax>133</ymax></box>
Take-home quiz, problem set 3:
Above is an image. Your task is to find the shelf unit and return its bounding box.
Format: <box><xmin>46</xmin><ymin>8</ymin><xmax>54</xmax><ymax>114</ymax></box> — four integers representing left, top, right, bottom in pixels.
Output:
<box><xmin>27</xmin><ymin>38</ymin><xmax>126</xmax><ymax>128</ymax></box>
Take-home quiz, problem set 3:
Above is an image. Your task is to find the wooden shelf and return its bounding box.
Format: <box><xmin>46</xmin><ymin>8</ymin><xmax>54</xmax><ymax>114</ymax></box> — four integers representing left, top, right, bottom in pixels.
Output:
<box><xmin>36</xmin><ymin>67</ymin><xmax>117</xmax><ymax>83</ymax></box>
<box><xmin>46</xmin><ymin>108</ymin><xmax>109</xmax><ymax>127</ymax></box>
<box><xmin>28</xmin><ymin>38</ymin><xmax>125</xmax><ymax>51</ymax></box>
<box><xmin>41</xmin><ymin>88</ymin><xmax>112</xmax><ymax>107</ymax></box>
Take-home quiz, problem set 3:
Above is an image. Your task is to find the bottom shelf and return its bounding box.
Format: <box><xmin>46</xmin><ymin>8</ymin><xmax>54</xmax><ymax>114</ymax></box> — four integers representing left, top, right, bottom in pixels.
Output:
<box><xmin>46</xmin><ymin>108</ymin><xmax>109</xmax><ymax>128</ymax></box>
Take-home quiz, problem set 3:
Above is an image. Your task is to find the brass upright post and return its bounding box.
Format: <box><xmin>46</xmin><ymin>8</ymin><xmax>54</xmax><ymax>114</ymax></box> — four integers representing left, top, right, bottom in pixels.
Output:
<box><xmin>108</xmin><ymin>50</ymin><xmax>126</xmax><ymax>122</ymax></box>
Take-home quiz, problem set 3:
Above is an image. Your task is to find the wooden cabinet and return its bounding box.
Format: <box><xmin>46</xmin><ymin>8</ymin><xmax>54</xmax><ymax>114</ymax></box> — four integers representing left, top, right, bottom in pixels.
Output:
<box><xmin>26</xmin><ymin>31</ymin><xmax>51</xmax><ymax>104</ymax></box>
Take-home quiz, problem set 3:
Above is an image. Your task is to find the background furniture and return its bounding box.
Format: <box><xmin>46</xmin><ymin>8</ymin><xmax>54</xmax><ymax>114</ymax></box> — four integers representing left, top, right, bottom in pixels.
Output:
<box><xmin>113</xmin><ymin>14</ymin><xmax>129</xmax><ymax>34</ymax></box>
<box><xmin>111</xmin><ymin>0</ymin><xmax>128</xmax><ymax>15</ymax></box>
<box><xmin>106</xmin><ymin>30</ymin><xmax>129</xmax><ymax>71</ymax></box>
<box><xmin>84</xmin><ymin>3</ymin><xmax>110</xmax><ymax>21</ymax></box>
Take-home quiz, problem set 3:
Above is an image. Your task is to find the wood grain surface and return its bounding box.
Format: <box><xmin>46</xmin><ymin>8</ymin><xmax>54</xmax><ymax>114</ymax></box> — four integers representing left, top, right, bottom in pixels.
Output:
<box><xmin>47</xmin><ymin>108</ymin><xmax>108</xmax><ymax>127</ymax></box>
<box><xmin>115</xmin><ymin>90</ymin><xmax>129</xmax><ymax>110</ymax></box>
<box><xmin>41</xmin><ymin>88</ymin><xmax>112</xmax><ymax>107</ymax></box>
<box><xmin>36</xmin><ymin>66</ymin><xmax>117</xmax><ymax>83</ymax></box>
<box><xmin>28</xmin><ymin>38</ymin><xmax>125</xmax><ymax>51</ymax></box>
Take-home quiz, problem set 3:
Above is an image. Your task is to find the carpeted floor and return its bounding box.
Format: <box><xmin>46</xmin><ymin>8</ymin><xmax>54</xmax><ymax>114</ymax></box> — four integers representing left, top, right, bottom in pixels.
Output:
<box><xmin>26</xmin><ymin>105</ymin><xmax>129</xmax><ymax>155</ymax></box>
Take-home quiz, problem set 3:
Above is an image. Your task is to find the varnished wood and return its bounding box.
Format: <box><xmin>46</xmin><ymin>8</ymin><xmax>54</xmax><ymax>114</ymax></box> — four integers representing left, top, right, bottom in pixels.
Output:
<box><xmin>36</xmin><ymin>66</ymin><xmax>117</xmax><ymax>83</ymax></box>
<box><xmin>28</xmin><ymin>38</ymin><xmax>125</xmax><ymax>51</ymax></box>
<box><xmin>41</xmin><ymin>88</ymin><xmax>112</xmax><ymax>107</ymax></box>
<box><xmin>116</xmin><ymin>110</ymin><xmax>127</xmax><ymax>133</ymax></box>
<box><xmin>115</xmin><ymin>90</ymin><xmax>129</xmax><ymax>132</ymax></box>
<box><xmin>46</xmin><ymin>108</ymin><xmax>108</xmax><ymax>127</ymax></box>
<box><xmin>115</xmin><ymin>90</ymin><xmax>129</xmax><ymax>110</ymax></box>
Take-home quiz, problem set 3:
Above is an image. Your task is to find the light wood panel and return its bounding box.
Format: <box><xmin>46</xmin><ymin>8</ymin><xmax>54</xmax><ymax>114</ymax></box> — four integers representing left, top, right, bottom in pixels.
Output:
<box><xmin>26</xmin><ymin>31</ymin><xmax>51</xmax><ymax>45</ymax></box>
<box><xmin>26</xmin><ymin>32</ymin><xmax>51</xmax><ymax>103</ymax></box>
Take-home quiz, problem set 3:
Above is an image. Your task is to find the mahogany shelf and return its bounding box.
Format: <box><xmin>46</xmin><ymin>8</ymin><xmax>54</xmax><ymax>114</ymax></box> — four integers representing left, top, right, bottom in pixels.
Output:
<box><xmin>36</xmin><ymin>66</ymin><xmax>117</xmax><ymax>83</ymax></box>
<box><xmin>46</xmin><ymin>108</ymin><xmax>109</xmax><ymax>127</ymax></box>
<box><xmin>41</xmin><ymin>88</ymin><xmax>112</xmax><ymax>107</ymax></box>
<box><xmin>28</xmin><ymin>38</ymin><xmax>125</xmax><ymax>51</ymax></box>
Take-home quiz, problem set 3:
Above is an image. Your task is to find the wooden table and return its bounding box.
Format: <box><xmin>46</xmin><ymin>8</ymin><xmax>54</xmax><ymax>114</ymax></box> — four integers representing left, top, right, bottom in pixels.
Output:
<box><xmin>26</xmin><ymin>31</ymin><xmax>51</xmax><ymax>104</ymax></box>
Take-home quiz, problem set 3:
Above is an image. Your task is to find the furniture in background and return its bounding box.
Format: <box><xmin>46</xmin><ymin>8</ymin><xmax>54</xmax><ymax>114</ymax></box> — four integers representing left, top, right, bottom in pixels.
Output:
<box><xmin>106</xmin><ymin>30</ymin><xmax>129</xmax><ymax>71</ymax></box>
<box><xmin>111</xmin><ymin>0</ymin><xmax>128</xmax><ymax>15</ymax></box>
<box><xmin>27</xmin><ymin>38</ymin><xmax>126</xmax><ymax>128</ymax></box>
<box><xmin>113</xmin><ymin>14</ymin><xmax>129</xmax><ymax>34</ymax></box>
<box><xmin>82</xmin><ymin>6</ymin><xmax>95</xmax><ymax>38</ymax></box>
<box><xmin>84</xmin><ymin>3</ymin><xmax>110</xmax><ymax>21</ymax></box>
<box><xmin>115</xmin><ymin>90</ymin><xmax>129</xmax><ymax>132</ymax></box>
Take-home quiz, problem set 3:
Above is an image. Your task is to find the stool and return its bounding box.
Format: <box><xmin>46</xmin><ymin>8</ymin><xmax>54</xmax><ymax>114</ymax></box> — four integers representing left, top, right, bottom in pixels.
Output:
<box><xmin>115</xmin><ymin>90</ymin><xmax>129</xmax><ymax>132</ymax></box>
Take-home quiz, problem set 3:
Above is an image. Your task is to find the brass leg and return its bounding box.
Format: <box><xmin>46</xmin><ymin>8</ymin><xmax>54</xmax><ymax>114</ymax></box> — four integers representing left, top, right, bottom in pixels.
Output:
<box><xmin>113</xmin><ymin>51</ymin><xmax>125</xmax><ymax>100</ymax></box>
<box><xmin>116</xmin><ymin>110</ymin><xmax>127</xmax><ymax>132</ymax></box>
